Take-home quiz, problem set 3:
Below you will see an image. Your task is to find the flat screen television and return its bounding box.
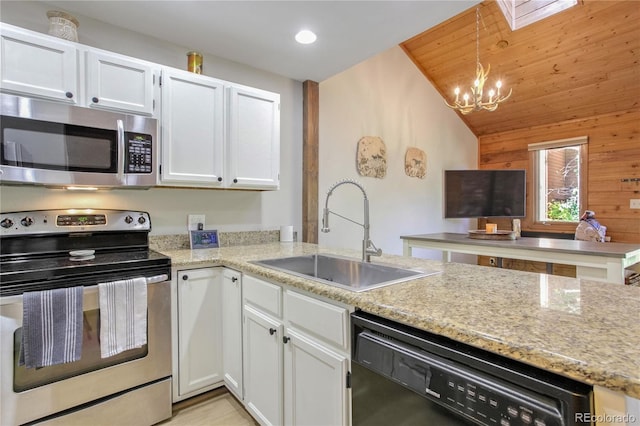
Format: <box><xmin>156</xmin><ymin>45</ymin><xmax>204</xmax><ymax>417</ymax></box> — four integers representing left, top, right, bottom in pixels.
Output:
<box><xmin>444</xmin><ymin>169</ymin><xmax>526</xmax><ymax>218</ymax></box>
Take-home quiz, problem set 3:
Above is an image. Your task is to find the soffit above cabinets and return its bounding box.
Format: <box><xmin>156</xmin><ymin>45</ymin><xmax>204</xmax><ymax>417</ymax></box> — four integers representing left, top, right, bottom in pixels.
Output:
<box><xmin>42</xmin><ymin>0</ymin><xmax>478</xmax><ymax>83</ymax></box>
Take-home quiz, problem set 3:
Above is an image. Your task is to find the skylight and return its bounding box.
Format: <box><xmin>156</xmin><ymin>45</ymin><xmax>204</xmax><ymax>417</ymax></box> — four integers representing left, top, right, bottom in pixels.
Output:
<box><xmin>497</xmin><ymin>0</ymin><xmax>578</xmax><ymax>30</ymax></box>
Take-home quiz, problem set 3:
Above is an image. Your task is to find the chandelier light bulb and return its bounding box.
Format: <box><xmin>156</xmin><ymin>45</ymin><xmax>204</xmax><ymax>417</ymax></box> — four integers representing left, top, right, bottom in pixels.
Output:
<box><xmin>474</xmin><ymin>79</ymin><xmax>479</xmax><ymax>87</ymax></box>
<box><xmin>488</xmin><ymin>89</ymin><xmax>495</xmax><ymax>97</ymax></box>
<box><xmin>454</xmin><ymin>87</ymin><xmax>460</xmax><ymax>95</ymax></box>
<box><xmin>463</xmin><ymin>93</ymin><xmax>469</xmax><ymax>101</ymax></box>
<box><xmin>496</xmin><ymin>80</ymin><xmax>502</xmax><ymax>89</ymax></box>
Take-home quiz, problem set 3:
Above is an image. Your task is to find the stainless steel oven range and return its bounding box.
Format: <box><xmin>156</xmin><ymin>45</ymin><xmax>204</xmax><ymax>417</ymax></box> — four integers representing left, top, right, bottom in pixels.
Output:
<box><xmin>0</xmin><ymin>209</ymin><xmax>172</xmax><ymax>426</ymax></box>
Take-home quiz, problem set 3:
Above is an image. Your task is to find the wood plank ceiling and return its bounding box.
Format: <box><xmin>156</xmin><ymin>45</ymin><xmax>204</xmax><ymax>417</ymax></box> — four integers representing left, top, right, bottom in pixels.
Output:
<box><xmin>400</xmin><ymin>0</ymin><xmax>640</xmax><ymax>137</ymax></box>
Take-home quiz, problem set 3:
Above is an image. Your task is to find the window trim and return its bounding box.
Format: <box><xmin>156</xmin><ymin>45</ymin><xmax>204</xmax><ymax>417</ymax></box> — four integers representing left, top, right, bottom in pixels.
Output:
<box><xmin>527</xmin><ymin>136</ymin><xmax>588</xmax><ymax>232</ymax></box>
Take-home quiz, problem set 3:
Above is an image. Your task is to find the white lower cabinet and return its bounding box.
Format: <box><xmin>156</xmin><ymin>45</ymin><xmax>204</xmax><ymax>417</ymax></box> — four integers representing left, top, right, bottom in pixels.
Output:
<box><xmin>222</xmin><ymin>268</ymin><xmax>244</xmax><ymax>400</ymax></box>
<box><xmin>172</xmin><ymin>267</ymin><xmax>224</xmax><ymax>402</ymax></box>
<box><xmin>284</xmin><ymin>328</ymin><xmax>350</xmax><ymax>426</ymax></box>
<box><xmin>243</xmin><ymin>304</ymin><xmax>284</xmax><ymax>425</ymax></box>
<box><xmin>242</xmin><ymin>274</ymin><xmax>351</xmax><ymax>426</ymax></box>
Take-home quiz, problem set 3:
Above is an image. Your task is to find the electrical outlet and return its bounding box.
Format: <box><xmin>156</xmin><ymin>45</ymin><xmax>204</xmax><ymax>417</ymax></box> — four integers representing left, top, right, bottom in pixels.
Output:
<box><xmin>187</xmin><ymin>214</ymin><xmax>205</xmax><ymax>231</ymax></box>
<box><xmin>630</xmin><ymin>199</ymin><xmax>640</xmax><ymax>209</ymax></box>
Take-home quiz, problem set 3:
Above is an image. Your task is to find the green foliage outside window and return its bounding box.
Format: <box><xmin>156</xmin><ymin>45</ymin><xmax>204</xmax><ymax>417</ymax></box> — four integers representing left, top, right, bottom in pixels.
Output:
<box><xmin>547</xmin><ymin>191</ymin><xmax>579</xmax><ymax>221</ymax></box>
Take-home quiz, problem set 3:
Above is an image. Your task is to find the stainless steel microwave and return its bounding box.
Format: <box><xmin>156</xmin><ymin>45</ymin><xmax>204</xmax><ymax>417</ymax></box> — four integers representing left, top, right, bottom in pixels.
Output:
<box><xmin>0</xmin><ymin>94</ymin><xmax>158</xmax><ymax>189</ymax></box>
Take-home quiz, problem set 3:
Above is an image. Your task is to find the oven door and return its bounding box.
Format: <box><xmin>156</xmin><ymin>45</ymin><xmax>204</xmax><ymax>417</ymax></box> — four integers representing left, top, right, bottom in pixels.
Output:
<box><xmin>0</xmin><ymin>277</ymin><xmax>171</xmax><ymax>426</ymax></box>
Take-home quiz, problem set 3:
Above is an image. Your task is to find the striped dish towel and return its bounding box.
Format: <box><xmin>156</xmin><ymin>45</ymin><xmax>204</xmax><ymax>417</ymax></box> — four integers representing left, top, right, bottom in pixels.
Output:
<box><xmin>98</xmin><ymin>277</ymin><xmax>147</xmax><ymax>358</ymax></box>
<box><xmin>20</xmin><ymin>287</ymin><xmax>83</xmax><ymax>368</ymax></box>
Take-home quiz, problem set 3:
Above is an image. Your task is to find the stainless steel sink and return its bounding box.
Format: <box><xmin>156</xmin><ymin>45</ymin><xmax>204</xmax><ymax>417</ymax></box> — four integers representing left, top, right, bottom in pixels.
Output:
<box><xmin>251</xmin><ymin>254</ymin><xmax>439</xmax><ymax>292</ymax></box>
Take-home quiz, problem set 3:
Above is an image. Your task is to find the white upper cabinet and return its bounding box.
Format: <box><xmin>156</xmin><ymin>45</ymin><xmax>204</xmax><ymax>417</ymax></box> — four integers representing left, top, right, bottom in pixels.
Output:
<box><xmin>0</xmin><ymin>24</ymin><xmax>78</xmax><ymax>103</ymax></box>
<box><xmin>160</xmin><ymin>68</ymin><xmax>225</xmax><ymax>186</ymax></box>
<box><xmin>85</xmin><ymin>50</ymin><xmax>155</xmax><ymax>115</ymax></box>
<box><xmin>227</xmin><ymin>85</ymin><xmax>280</xmax><ymax>190</ymax></box>
<box><xmin>0</xmin><ymin>23</ymin><xmax>158</xmax><ymax>116</ymax></box>
<box><xmin>159</xmin><ymin>70</ymin><xmax>280</xmax><ymax>190</ymax></box>
<box><xmin>1</xmin><ymin>23</ymin><xmax>280</xmax><ymax>191</ymax></box>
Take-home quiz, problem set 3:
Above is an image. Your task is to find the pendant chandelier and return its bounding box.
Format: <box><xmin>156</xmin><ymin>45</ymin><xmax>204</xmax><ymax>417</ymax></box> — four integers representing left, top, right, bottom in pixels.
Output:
<box><xmin>445</xmin><ymin>8</ymin><xmax>512</xmax><ymax>115</ymax></box>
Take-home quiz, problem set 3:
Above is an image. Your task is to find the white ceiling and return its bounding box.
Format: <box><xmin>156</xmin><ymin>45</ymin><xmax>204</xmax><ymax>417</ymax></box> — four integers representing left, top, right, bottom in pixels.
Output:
<box><xmin>44</xmin><ymin>1</ymin><xmax>478</xmax><ymax>82</ymax></box>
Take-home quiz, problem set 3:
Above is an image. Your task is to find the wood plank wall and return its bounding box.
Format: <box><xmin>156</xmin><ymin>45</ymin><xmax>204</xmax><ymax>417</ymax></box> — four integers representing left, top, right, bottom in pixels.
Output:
<box><xmin>478</xmin><ymin>110</ymin><xmax>640</xmax><ymax>244</ymax></box>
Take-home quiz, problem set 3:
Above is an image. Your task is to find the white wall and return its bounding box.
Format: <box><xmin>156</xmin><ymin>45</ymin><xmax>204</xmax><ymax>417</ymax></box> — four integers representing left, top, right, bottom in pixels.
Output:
<box><xmin>0</xmin><ymin>1</ymin><xmax>302</xmax><ymax>236</ymax></box>
<box><xmin>318</xmin><ymin>46</ymin><xmax>477</xmax><ymax>258</ymax></box>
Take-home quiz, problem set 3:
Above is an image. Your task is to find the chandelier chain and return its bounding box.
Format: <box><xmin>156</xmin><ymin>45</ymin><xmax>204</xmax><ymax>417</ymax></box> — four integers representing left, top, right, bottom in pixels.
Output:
<box><xmin>476</xmin><ymin>8</ymin><xmax>480</xmax><ymax>74</ymax></box>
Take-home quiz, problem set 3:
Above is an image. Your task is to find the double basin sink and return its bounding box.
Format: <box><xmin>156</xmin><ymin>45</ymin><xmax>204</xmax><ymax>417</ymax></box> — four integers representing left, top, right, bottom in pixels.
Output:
<box><xmin>251</xmin><ymin>253</ymin><xmax>439</xmax><ymax>292</ymax></box>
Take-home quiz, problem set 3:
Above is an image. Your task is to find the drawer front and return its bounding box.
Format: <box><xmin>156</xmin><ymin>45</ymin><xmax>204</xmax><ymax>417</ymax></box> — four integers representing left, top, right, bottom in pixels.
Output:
<box><xmin>243</xmin><ymin>274</ymin><xmax>282</xmax><ymax>318</ymax></box>
<box><xmin>285</xmin><ymin>290</ymin><xmax>348</xmax><ymax>350</ymax></box>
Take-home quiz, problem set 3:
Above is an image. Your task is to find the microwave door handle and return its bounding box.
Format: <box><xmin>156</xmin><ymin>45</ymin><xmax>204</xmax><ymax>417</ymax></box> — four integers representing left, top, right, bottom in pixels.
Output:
<box><xmin>117</xmin><ymin>119</ymin><xmax>125</xmax><ymax>184</ymax></box>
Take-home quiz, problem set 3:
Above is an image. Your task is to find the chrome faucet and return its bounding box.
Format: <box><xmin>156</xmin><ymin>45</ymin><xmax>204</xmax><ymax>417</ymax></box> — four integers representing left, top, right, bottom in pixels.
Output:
<box><xmin>321</xmin><ymin>179</ymin><xmax>382</xmax><ymax>262</ymax></box>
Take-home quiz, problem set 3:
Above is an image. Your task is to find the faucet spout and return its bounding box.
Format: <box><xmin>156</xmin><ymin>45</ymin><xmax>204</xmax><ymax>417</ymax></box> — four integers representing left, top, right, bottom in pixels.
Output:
<box><xmin>321</xmin><ymin>179</ymin><xmax>382</xmax><ymax>262</ymax></box>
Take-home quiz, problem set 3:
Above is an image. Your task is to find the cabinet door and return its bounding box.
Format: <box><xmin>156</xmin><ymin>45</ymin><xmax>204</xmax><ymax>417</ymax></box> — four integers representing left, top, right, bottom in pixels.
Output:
<box><xmin>160</xmin><ymin>68</ymin><xmax>225</xmax><ymax>186</ymax></box>
<box><xmin>227</xmin><ymin>85</ymin><xmax>280</xmax><ymax>190</ymax></box>
<box><xmin>243</xmin><ymin>304</ymin><xmax>283</xmax><ymax>426</ymax></box>
<box><xmin>85</xmin><ymin>50</ymin><xmax>156</xmax><ymax>115</ymax></box>
<box><xmin>222</xmin><ymin>268</ymin><xmax>243</xmax><ymax>400</ymax></box>
<box><xmin>177</xmin><ymin>268</ymin><xmax>223</xmax><ymax>396</ymax></box>
<box><xmin>284</xmin><ymin>328</ymin><xmax>350</xmax><ymax>426</ymax></box>
<box><xmin>0</xmin><ymin>24</ymin><xmax>78</xmax><ymax>103</ymax></box>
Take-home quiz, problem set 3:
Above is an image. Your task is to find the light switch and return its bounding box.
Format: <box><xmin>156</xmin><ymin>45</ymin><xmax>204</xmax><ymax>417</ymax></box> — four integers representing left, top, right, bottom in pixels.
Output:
<box><xmin>630</xmin><ymin>199</ymin><xmax>640</xmax><ymax>209</ymax></box>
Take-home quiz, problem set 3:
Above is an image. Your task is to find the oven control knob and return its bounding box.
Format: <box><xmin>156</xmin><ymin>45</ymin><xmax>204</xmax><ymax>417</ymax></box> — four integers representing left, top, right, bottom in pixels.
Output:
<box><xmin>137</xmin><ymin>216</ymin><xmax>147</xmax><ymax>225</ymax></box>
<box><xmin>124</xmin><ymin>215</ymin><xmax>134</xmax><ymax>224</ymax></box>
<box><xmin>20</xmin><ymin>217</ymin><xmax>34</xmax><ymax>227</ymax></box>
<box><xmin>0</xmin><ymin>218</ymin><xmax>14</xmax><ymax>228</ymax></box>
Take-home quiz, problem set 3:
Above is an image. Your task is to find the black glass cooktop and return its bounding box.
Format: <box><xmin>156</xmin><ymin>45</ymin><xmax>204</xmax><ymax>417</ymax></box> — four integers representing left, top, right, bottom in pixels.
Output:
<box><xmin>0</xmin><ymin>249</ymin><xmax>171</xmax><ymax>296</ymax></box>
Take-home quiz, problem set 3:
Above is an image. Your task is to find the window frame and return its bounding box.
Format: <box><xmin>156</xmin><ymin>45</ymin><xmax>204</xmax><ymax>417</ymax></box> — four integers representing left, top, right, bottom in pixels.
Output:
<box><xmin>527</xmin><ymin>136</ymin><xmax>588</xmax><ymax>233</ymax></box>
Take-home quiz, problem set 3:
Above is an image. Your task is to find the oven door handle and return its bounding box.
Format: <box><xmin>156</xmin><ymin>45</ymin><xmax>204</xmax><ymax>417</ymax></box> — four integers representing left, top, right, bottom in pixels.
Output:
<box><xmin>0</xmin><ymin>274</ymin><xmax>169</xmax><ymax>305</ymax></box>
<box><xmin>146</xmin><ymin>274</ymin><xmax>169</xmax><ymax>284</ymax></box>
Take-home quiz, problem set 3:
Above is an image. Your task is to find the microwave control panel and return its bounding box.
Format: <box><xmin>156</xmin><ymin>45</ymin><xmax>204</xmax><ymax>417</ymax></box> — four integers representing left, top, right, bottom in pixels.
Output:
<box><xmin>125</xmin><ymin>132</ymin><xmax>153</xmax><ymax>173</ymax></box>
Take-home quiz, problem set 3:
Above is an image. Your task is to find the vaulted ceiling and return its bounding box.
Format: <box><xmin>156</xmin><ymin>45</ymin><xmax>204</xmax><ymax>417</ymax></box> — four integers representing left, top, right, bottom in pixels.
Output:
<box><xmin>400</xmin><ymin>0</ymin><xmax>640</xmax><ymax>137</ymax></box>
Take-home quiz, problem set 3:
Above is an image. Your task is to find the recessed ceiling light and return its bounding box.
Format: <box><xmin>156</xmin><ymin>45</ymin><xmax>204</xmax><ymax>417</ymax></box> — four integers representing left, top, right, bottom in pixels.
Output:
<box><xmin>295</xmin><ymin>29</ymin><xmax>317</xmax><ymax>44</ymax></box>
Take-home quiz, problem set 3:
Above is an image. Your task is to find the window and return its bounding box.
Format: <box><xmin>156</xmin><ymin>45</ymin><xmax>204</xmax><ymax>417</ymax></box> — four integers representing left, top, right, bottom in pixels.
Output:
<box><xmin>528</xmin><ymin>136</ymin><xmax>587</xmax><ymax>223</ymax></box>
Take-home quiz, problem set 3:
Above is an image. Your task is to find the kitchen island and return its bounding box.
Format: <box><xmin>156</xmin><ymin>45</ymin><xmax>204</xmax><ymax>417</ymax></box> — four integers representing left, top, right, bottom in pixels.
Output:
<box><xmin>401</xmin><ymin>232</ymin><xmax>640</xmax><ymax>284</ymax></box>
<box><xmin>162</xmin><ymin>241</ymin><xmax>640</xmax><ymax>400</ymax></box>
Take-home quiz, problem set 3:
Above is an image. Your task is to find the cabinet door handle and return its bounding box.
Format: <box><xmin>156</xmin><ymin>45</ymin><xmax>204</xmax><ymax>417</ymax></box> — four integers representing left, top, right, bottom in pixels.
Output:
<box><xmin>92</xmin><ymin>96</ymin><xmax>99</xmax><ymax>103</ymax></box>
<box><xmin>233</xmin><ymin>178</ymin><xmax>238</xmax><ymax>183</ymax></box>
<box><xmin>65</xmin><ymin>91</ymin><xmax>74</xmax><ymax>99</ymax></box>
<box><xmin>269</xmin><ymin>328</ymin><xmax>276</xmax><ymax>336</ymax></box>
<box><xmin>218</xmin><ymin>177</ymin><xmax>222</xmax><ymax>182</ymax></box>
<box><xmin>283</xmin><ymin>336</ymin><xmax>290</xmax><ymax>344</ymax></box>
<box><xmin>231</xmin><ymin>276</ymin><xmax>238</xmax><ymax>283</ymax></box>
<box><xmin>182</xmin><ymin>274</ymin><xmax>189</xmax><ymax>281</ymax></box>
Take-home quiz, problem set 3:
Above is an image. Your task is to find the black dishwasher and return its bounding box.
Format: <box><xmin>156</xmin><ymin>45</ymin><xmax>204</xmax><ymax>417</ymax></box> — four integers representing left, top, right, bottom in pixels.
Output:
<box><xmin>351</xmin><ymin>311</ymin><xmax>593</xmax><ymax>426</ymax></box>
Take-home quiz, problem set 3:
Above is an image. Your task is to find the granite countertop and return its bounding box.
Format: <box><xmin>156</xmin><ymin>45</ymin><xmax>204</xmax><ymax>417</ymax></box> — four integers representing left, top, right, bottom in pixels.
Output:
<box><xmin>161</xmin><ymin>242</ymin><xmax>640</xmax><ymax>399</ymax></box>
<box><xmin>401</xmin><ymin>232</ymin><xmax>640</xmax><ymax>258</ymax></box>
